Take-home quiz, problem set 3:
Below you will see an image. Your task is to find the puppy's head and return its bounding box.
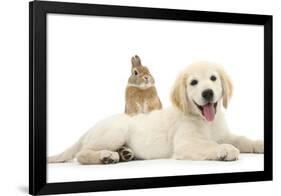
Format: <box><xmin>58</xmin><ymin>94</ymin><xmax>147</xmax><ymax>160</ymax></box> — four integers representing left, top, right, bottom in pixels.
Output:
<box><xmin>171</xmin><ymin>62</ymin><xmax>232</xmax><ymax>122</ymax></box>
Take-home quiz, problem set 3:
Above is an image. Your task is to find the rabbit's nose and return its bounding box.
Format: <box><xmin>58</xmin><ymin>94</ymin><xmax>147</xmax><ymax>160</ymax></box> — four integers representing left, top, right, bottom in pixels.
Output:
<box><xmin>144</xmin><ymin>76</ymin><xmax>148</xmax><ymax>80</ymax></box>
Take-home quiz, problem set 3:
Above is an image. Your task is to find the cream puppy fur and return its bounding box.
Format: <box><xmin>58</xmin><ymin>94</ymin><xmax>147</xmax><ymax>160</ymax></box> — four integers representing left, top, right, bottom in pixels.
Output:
<box><xmin>48</xmin><ymin>62</ymin><xmax>263</xmax><ymax>164</ymax></box>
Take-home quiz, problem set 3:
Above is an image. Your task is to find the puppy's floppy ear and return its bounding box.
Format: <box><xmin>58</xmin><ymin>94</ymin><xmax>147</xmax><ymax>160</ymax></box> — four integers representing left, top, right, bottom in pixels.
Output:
<box><xmin>170</xmin><ymin>71</ymin><xmax>189</xmax><ymax>114</ymax></box>
<box><xmin>218</xmin><ymin>67</ymin><xmax>233</xmax><ymax>109</ymax></box>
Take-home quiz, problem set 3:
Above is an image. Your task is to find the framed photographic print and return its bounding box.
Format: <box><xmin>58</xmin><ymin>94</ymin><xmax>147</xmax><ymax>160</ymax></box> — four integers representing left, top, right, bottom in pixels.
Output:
<box><xmin>29</xmin><ymin>0</ymin><xmax>273</xmax><ymax>195</ymax></box>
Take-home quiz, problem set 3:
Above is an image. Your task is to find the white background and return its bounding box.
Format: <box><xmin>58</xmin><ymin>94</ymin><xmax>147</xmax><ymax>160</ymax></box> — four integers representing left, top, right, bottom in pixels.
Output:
<box><xmin>47</xmin><ymin>13</ymin><xmax>264</xmax><ymax>182</ymax></box>
<box><xmin>0</xmin><ymin>0</ymin><xmax>280</xmax><ymax>195</ymax></box>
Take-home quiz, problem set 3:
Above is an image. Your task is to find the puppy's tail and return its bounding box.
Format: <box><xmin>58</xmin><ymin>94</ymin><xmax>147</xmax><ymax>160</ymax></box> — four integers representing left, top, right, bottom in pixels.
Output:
<box><xmin>48</xmin><ymin>136</ymin><xmax>84</xmax><ymax>163</ymax></box>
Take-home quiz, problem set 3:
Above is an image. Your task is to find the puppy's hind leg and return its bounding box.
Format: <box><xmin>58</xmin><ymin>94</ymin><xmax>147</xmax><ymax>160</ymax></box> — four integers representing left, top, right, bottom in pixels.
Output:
<box><xmin>76</xmin><ymin>114</ymin><xmax>130</xmax><ymax>164</ymax></box>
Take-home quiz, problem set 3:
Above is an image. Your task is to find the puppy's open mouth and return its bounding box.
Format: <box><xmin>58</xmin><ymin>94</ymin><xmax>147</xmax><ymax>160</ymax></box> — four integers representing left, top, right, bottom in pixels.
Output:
<box><xmin>194</xmin><ymin>101</ymin><xmax>218</xmax><ymax>122</ymax></box>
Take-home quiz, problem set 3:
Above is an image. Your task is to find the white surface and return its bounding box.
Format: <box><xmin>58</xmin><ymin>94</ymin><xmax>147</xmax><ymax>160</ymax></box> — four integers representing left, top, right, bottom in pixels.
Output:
<box><xmin>0</xmin><ymin>0</ymin><xmax>280</xmax><ymax>196</ymax></box>
<box><xmin>48</xmin><ymin>154</ymin><xmax>263</xmax><ymax>182</ymax></box>
<box><xmin>47</xmin><ymin>9</ymin><xmax>264</xmax><ymax>182</ymax></box>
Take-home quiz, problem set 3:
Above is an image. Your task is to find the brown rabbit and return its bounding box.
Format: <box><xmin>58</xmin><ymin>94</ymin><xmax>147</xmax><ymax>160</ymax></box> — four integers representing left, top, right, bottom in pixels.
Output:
<box><xmin>125</xmin><ymin>55</ymin><xmax>162</xmax><ymax>115</ymax></box>
<box><xmin>117</xmin><ymin>55</ymin><xmax>162</xmax><ymax>162</ymax></box>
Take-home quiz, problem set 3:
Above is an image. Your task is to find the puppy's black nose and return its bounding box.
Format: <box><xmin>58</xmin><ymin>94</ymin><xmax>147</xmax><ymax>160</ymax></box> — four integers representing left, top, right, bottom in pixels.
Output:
<box><xmin>202</xmin><ymin>89</ymin><xmax>214</xmax><ymax>101</ymax></box>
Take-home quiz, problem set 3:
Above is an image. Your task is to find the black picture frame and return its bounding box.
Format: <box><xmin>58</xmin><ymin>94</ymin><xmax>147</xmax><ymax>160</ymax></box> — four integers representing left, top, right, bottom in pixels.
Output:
<box><xmin>29</xmin><ymin>0</ymin><xmax>273</xmax><ymax>195</ymax></box>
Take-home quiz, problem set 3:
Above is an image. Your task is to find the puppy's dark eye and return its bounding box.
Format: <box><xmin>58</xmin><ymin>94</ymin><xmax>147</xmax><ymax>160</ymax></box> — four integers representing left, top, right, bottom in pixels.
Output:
<box><xmin>210</xmin><ymin>75</ymin><xmax>216</xmax><ymax>81</ymax></box>
<box><xmin>190</xmin><ymin>79</ymin><xmax>198</xmax><ymax>86</ymax></box>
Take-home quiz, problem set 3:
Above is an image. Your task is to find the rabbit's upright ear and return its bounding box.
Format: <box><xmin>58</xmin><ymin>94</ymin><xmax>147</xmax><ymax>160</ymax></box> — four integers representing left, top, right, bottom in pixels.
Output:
<box><xmin>131</xmin><ymin>55</ymin><xmax>142</xmax><ymax>67</ymax></box>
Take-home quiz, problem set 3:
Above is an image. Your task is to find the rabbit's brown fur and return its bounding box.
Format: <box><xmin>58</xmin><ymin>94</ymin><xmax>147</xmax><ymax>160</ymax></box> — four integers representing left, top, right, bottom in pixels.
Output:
<box><xmin>125</xmin><ymin>86</ymin><xmax>162</xmax><ymax>115</ymax></box>
<box><xmin>125</xmin><ymin>55</ymin><xmax>162</xmax><ymax>116</ymax></box>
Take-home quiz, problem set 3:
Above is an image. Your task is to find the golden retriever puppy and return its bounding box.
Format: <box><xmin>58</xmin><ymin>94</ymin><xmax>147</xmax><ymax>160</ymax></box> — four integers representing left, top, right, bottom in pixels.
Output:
<box><xmin>48</xmin><ymin>62</ymin><xmax>263</xmax><ymax>164</ymax></box>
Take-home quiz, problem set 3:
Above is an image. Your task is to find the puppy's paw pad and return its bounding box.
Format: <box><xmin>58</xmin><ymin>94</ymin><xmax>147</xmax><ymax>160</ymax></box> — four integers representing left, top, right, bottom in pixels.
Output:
<box><xmin>253</xmin><ymin>140</ymin><xmax>264</xmax><ymax>153</ymax></box>
<box><xmin>118</xmin><ymin>147</ymin><xmax>134</xmax><ymax>162</ymax></box>
<box><xmin>217</xmin><ymin>144</ymin><xmax>239</xmax><ymax>161</ymax></box>
<box><xmin>101</xmin><ymin>157</ymin><xmax>117</xmax><ymax>164</ymax></box>
<box><xmin>100</xmin><ymin>151</ymin><xmax>119</xmax><ymax>164</ymax></box>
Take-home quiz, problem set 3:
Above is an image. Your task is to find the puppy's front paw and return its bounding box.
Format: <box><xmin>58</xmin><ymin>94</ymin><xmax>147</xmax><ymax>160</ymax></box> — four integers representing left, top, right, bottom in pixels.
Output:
<box><xmin>100</xmin><ymin>150</ymin><xmax>119</xmax><ymax>164</ymax></box>
<box><xmin>253</xmin><ymin>140</ymin><xmax>264</xmax><ymax>153</ymax></box>
<box><xmin>217</xmin><ymin>144</ymin><xmax>239</xmax><ymax>161</ymax></box>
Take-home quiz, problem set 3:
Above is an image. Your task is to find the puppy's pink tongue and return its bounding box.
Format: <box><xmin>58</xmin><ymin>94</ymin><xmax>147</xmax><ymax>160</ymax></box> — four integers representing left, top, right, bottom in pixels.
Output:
<box><xmin>203</xmin><ymin>103</ymin><xmax>215</xmax><ymax>122</ymax></box>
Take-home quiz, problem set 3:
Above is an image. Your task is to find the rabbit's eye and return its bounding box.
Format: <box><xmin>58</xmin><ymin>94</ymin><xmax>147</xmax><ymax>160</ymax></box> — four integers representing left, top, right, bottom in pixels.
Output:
<box><xmin>134</xmin><ymin>70</ymin><xmax>138</xmax><ymax>76</ymax></box>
